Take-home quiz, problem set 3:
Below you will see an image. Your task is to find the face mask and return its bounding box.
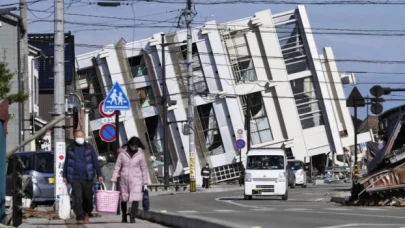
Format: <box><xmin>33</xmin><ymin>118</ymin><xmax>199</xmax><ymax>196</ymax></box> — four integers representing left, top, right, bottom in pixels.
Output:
<box><xmin>75</xmin><ymin>138</ymin><xmax>85</xmax><ymax>145</ymax></box>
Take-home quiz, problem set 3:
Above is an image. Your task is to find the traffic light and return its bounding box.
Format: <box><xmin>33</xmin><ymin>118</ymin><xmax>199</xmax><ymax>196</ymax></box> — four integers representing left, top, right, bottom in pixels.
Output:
<box><xmin>370</xmin><ymin>86</ymin><xmax>386</xmax><ymax>115</ymax></box>
<box><xmin>370</xmin><ymin>97</ymin><xmax>384</xmax><ymax>115</ymax></box>
<box><xmin>12</xmin><ymin>156</ymin><xmax>24</xmax><ymax>227</ymax></box>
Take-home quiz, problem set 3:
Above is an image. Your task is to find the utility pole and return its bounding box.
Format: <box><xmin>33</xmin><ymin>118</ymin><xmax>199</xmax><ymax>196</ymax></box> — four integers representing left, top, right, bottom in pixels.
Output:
<box><xmin>161</xmin><ymin>34</ymin><xmax>170</xmax><ymax>189</ymax></box>
<box><xmin>20</xmin><ymin>0</ymin><xmax>30</xmax><ymax>151</ymax></box>
<box><xmin>186</xmin><ymin>0</ymin><xmax>196</xmax><ymax>192</ymax></box>
<box><xmin>53</xmin><ymin>0</ymin><xmax>66</xmax><ymax>209</ymax></box>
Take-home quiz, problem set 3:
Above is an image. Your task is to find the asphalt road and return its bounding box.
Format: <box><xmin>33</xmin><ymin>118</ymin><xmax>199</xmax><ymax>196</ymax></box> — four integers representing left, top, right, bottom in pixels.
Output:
<box><xmin>150</xmin><ymin>184</ymin><xmax>405</xmax><ymax>228</ymax></box>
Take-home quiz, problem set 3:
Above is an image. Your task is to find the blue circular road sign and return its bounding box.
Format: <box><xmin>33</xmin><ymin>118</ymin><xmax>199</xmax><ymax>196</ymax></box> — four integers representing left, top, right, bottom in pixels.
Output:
<box><xmin>99</xmin><ymin>123</ymin><xmax>116</xmax><ymax>142</ymax></box>
<box><xmin>235</xmin><ymin>139</ymin><xmax>246</xmax><ymax>149</ymax></box>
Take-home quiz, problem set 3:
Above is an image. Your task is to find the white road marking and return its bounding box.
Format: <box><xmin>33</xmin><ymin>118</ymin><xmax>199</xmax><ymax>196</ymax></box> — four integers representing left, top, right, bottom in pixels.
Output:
<box><xmin>360</xmin><ymin>208</ymin><xmax>386</xmax><ymax>211</ymax></box>
<box><xmin>283</xmin><ymin>208</ymin><xmax>312</xmax><ymax>211</ymax></box>
<box><xmin>215</xmin><ymin>197</ymin><xmax>262</xmax><ymax>209</ymax></box>
<box><xmin>177</xmin><ymin>210</ymin><xmax>198</xmax><ymax>213</ymax></box>
<box><xmin>324</xmin><ymin>208</ymin><xmax>352</xmax><ymax>211</ymax></box>
<box><xmin>318</xmin><ymin>224</ymin><xmax>405</xmax><ymax>228</ymax></box>
<box><xmin>295</xmin><ymin>210</ymin><xmax>405</xmax><ymax>220</ymax></box>
<box><xmin>250</xmin><ymin>208</ymin><xmax>276</xmax><ymax>211</ymax></box>
<box><xmin>213</xmin><ymin>209</ymin><xmax>236</xmax><ymax>212</ymax></box>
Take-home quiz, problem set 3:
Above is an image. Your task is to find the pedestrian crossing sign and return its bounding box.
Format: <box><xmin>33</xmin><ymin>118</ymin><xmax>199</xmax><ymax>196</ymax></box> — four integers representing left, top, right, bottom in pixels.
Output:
<box><xmin>104</xmin><ymin>82</ymin><xmax>130</xmax><ymax>110</ymax></box>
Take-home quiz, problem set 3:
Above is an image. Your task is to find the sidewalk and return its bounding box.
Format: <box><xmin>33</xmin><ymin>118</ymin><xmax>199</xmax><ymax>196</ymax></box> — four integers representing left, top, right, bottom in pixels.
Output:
<box><xmin>19</xmin><ymin>213</ymin><xmax>168</xmax><ymax>228</ymax></box>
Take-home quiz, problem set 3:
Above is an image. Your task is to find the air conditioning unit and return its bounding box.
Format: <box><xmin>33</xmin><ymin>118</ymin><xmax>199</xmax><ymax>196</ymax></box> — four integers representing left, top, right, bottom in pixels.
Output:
<box><xmin>340</xmin><ymin>72</ymin><xmax>356</xmax><ymax>85</ymax></box>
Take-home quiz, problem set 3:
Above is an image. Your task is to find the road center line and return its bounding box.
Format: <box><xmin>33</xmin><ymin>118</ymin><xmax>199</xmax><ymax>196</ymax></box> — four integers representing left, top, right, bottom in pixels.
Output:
<box><xmin>177</xmin><ymin>210</ymin><xmax>198</xmax><ymax>213</ymax></box>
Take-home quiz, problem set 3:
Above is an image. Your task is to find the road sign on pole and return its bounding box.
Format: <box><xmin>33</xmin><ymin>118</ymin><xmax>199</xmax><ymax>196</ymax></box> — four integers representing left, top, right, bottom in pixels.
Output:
<box><xmin>99</xmin><ymin>123</ymin><xmax>117</xmax><ymax>142</ymax></box>
<box><xmin>235</xmin><ymin>139</ymin><xmax>246</xmax><ymax>149</ymax></box>
<box><xmin>346</xmin><ymin>86</ymin><xmax>365</xmax><ymax>107</ymax></box>
<box><xmin>104</xmin><ymin>82</ymin><xmax>130</xmax><ymax>110</ymax></box>
<box><xmin>237</xmin><ymin>129</ymin><xmax>243</xmax><ymax>134</ymax></box>
<box><xmin>99</xmin><ymin>100</ymin><xmax>116</xmax><ymax>117</ymax></box>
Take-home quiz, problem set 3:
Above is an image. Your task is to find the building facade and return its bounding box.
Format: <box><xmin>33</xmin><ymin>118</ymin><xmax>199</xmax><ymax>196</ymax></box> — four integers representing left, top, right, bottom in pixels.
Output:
<box><xmin>0</xmin><ymin>13</ymin><xmax>24</xmax><ymax>151</ymax></box>
<box><xmin>75</xmin><ymin>5</ymin><xmax>372</xmax><ymax>185</ymax></box>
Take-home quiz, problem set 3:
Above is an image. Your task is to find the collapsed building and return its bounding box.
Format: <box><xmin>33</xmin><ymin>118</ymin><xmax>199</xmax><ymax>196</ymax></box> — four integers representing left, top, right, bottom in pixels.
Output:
<box><xmin>350</xmin><ymin>105</ymin><xmax>405</xmax><ymax>204</ymax></box>
<box><xmin>75</xmin><ymin>5</ymin><xmax>372</xmax><ymax>185</ymax></box>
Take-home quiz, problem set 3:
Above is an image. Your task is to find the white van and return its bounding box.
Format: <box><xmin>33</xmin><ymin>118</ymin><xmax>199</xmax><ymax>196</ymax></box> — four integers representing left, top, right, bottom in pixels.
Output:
<box><xmin>244</xmin><ymin>148</ymin><xmax>288</xmax><ymax>200</ymax></box>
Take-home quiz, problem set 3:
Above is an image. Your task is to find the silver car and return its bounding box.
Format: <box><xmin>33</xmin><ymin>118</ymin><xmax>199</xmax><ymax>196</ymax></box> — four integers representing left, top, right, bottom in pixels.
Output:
<box><xmin>6</xmin><ymin>151</ymin><xmax>71</xmax><ymax>207</ymax></box>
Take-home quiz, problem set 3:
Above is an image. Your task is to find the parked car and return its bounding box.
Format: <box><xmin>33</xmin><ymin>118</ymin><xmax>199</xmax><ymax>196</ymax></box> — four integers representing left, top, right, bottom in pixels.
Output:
<box><xmin>6</xmin><ymin>151</ymin><xmax>71</xmax><ymax>207</ymax></box>
<box><xmin>287</xmin><ymin>159</ymin><xmax>307</xmax><ymax>188</ymax></box>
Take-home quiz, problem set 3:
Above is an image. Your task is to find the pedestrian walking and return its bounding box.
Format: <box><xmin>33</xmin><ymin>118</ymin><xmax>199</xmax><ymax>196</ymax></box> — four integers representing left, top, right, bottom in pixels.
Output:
<box><xmin>201</xmin><ymin>163</ymin><xmax>211</xmax><ymax>189</ymax></box>
<box><xmin>63</xmin><ymin>130</ymin><xmax>104</xmax><ymax>224</ymax></box>
<box><xmin>111</xmin><ymin>136</ymin><xmax>149</xmax><ymax>223</ymax></box>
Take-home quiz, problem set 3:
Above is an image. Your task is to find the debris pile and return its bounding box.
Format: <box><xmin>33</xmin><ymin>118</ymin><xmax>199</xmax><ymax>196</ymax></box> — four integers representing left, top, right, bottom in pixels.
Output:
<box><xmin>23</xmin><ymin>208</ymin><xmax>59</xmax><ymax>220</ymax></box>
<box><xmin>348</xmin><ymin>108</ymin><xmax>405</xmax><ymax>205</ymax></box>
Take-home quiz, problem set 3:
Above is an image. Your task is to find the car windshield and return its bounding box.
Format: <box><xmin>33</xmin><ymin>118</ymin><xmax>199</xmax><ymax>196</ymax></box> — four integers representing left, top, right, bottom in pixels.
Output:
<box><xmin>288</xmin><ymin>161</ymin><xmax>302</xmax><ymax>171</ymax></box>
<box><xmin>247</xmin><ymin>155</ymin><xmax>284</xmax><ymax>170</ymax></box>
<box><xmin>36</xmin><ymin>153</ymin><xmax>54</xmax><ymax>173</ymax></box>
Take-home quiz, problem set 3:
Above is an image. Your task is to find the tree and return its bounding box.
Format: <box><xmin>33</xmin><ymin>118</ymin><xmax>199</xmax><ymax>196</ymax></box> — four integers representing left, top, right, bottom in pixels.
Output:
<box><xmin>0</xmin><ymin>58</ymin><xmax>28</xmax><ymax>104</ymax></box>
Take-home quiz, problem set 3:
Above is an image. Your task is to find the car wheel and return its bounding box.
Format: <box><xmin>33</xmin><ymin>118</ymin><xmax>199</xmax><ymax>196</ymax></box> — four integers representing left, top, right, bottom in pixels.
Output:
<box><xmin>244</xmin><ymin>194</ymin><xmax>252</xmax><ymax>200</ymax></box>
<box><xmin>281</xmin><ymin>191</ymin><xmax>288</xmax><ymax>201</ymax></box>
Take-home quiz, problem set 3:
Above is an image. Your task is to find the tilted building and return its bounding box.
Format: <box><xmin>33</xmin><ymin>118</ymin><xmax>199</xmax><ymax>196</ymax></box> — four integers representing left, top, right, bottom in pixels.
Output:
<box><xmin>75</xmin><ymin>5</ymin><xmax>372</xmax><ymax>185</ymax></box>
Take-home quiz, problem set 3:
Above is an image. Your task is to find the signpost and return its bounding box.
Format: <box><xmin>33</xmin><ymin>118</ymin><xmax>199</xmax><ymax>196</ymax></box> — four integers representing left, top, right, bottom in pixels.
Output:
<box><xmin>99</xmin><ymin>100</ymin><xmax>116</xmax><ymax>118</ymax></box>
<box><xmin>99</xmin><ymin>123</ymin><xmax>117</xmax><ymax>143</ymax></box>
<box><xmin>235</xmin><ymin>139</ymin><xmax>246</xmax><ymax>186</ymax></box>
<box><xmin>103</xmin><ymin>82</ymin><xmax>130</xmax><ymax>215</ymax></box>
<box><xmin>346</xmin><ymin>86</ymin><xmax>365</xmax><ymax>179</ymax></box>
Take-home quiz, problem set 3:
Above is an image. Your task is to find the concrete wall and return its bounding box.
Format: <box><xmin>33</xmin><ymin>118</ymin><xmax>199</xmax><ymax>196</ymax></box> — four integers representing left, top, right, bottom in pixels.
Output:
<box><xmin>0</xmin><ymin>16</ymin><xmax>21</xmax><ymax>152</ymax></box>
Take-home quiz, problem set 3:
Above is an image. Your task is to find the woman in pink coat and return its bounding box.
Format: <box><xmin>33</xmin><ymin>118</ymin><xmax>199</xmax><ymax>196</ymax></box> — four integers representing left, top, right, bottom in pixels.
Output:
<box><xmin>111</xmin><ymin>136</ymin><xmax>149</xmax><ymax>223</ymax></box>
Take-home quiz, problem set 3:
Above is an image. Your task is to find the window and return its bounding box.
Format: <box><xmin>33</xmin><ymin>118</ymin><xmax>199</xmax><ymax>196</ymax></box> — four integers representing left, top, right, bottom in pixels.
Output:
<box><xmin>287</xmin><ymin>161</ymin><xmax>303</xmax><ymax>171</ymax></box>
<box><xmin>241</xmin><ymin>92</ymin><xmax>273</xmax><ymax>144</ymax></box>
<box><xmin>36</xmin><ymin>153</ymin><xmax>54</xmax><ymax>173</ymax></box>
<box><xmin>137</xmin><ymin>87</ymin><xmax>154</xmax><ymax>108</ymax></box>
<box><xmin>197</xmin><ymin>103</ymin><xmax>224</xmax><ymax>155</ymax></box>
<box><xmin>7</xmin><ymin>154</ymin><xmax>34</xmax><ymax>175</ymax></box>
<box><xmin>128</xmin><ymin>55</ymin><xmax>148</xmax><ymax>77</ymax></box>
<box><xmin>247</xmin><ymin>155</ymin><xmax>284</xmax><ymax>170</ymax></box>
<box><xmin>180</xmin><ymin>44</ymin><xmax>209</xmax><ymax>94</ymax></box>
<box><xmin>290</xmin><ymin>77</ymin><xmax>324</xmax><ymax>129</ymax></box>
<box><xmin>223</xmin><ymin>30</ymin><xmax>257</xmax><ymax>83</ymax></box>
<box><xmin>275</xmin><ymin>22</ymin><xmax>310</xmax><ymax>75</ymax></box>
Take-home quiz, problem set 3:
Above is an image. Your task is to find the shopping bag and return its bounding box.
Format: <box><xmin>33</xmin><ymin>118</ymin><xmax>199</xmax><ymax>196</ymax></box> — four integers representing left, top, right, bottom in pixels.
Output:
<box><xmin>96</xmin><ymin>182</ymin><xmax>120</xmax><ymax>213</ymax></box>
<box><xmin>142</xmin><ymin>189</ymin><xmax>150</xmax><ymax>211</ymax></box>
<box><xmin>58</xmin><ymin>184</ymin><xmax>71</xmax><ymax>220</ymax></box>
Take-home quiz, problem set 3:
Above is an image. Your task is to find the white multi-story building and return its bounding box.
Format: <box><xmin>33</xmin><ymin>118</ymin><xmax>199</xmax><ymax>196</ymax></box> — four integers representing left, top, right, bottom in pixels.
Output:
<box><xmin>75</xmin><ymin>5</ymin><xmax>372</xmax><ymax>185</ymax></box>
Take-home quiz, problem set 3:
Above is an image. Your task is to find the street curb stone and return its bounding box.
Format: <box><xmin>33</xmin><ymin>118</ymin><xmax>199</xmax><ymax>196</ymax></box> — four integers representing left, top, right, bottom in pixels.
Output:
<box><xmin>138</xmin><ymin>210</ymin><xmax>246</xmax><ymax>228</ymax></box>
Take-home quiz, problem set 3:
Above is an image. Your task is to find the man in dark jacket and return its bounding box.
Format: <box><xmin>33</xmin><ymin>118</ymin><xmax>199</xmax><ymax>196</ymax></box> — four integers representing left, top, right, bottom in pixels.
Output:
<box><xmin>63</xmin><ymin>130</ymin><xmax>103</xmax><ymax>224</ymax></box>
<box><xmin>201</xmin><ymin>163</ymin><xmax>211</xmax><ymax>189</ymax></box>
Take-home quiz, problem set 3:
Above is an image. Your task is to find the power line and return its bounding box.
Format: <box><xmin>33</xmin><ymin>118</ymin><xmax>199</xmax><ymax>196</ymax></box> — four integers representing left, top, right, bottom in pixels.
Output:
<box><xmin>27</xmin><ymin>19</ymin><xmax>405</xmax><ymax>37</ymax></box>
<box><xmin>102</xmin><ymin>0</ymin><xmax>405</xmax><ymax>5</ymax></box>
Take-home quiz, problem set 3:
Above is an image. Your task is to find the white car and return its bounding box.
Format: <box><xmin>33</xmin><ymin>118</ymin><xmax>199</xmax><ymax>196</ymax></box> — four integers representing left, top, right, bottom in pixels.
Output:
<box><xmin>287</xmin><ymin>160</ymin><xmax>307</xmax><ymax>188</ymax></box>
<box><xmin>244</xmin><ymin>149</ymin><xmax>288</xmax><ymax>200</ymax></box>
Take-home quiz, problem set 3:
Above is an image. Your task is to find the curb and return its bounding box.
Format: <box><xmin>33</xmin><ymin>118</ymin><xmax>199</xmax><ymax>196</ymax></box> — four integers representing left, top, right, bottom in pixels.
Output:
<box><xmin>138</xmin><ymin>210</ymin><xmax>245</xmax><ymax>228</ymax></box>
<box><xmin>330</xmin><ymin>196</ymin><xmax>349</xmax><ymax>205</ymax></box>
